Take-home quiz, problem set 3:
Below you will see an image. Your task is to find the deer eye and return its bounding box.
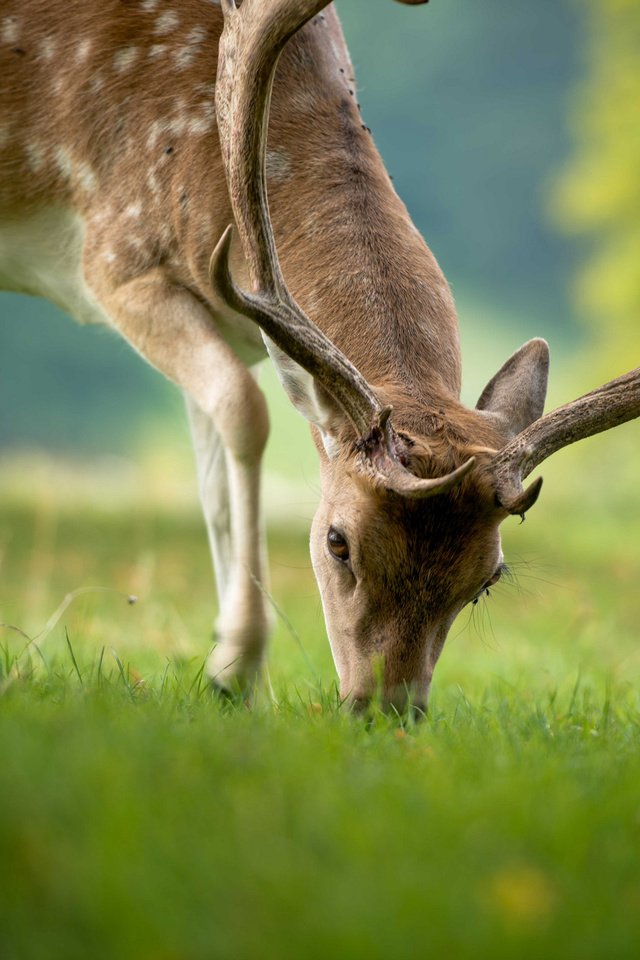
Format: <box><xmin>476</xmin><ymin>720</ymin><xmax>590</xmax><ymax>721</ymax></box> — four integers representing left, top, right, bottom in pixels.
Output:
<box><xmin>471</xmin><ymin>563</ymin><xmax>506</xmax><ymax>605</ymax></box>
<box><xmin>486</xmin><ymin>565</ymin><xmax>504</xmax><ymax>588</ymax></box>
<box><xmin>327</xmin><ymin>527</ymin><xmax>350</xmax><ymax>562</ymax></box>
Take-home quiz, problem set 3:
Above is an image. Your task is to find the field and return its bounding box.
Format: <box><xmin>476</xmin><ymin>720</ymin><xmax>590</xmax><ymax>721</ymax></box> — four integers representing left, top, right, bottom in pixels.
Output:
<box><xmin>1</xmin><ymin>429</ymin><xmax>639</xmax><ymax>960</ymax></box>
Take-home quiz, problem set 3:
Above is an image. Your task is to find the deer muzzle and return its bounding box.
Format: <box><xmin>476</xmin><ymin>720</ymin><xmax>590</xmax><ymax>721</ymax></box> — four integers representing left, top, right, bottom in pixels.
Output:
<box><xmin>347</xmin><ymin>683</ymin><xmax>430</xmax><ymax>719</ymax></box>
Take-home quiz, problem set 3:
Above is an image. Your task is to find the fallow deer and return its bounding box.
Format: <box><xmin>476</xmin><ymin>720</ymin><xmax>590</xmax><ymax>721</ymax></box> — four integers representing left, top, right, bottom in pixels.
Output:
<box><xmin>1</xmin><ymin>0</ymin><xmax>638</xmax><ymax>712</ymax></box>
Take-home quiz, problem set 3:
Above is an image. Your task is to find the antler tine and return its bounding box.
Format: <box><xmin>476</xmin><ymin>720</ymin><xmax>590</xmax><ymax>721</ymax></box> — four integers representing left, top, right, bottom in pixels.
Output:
<box><xmin>492</xmin><ymin>367</ymin><xmax>640</xmax><ymax>513</ymax></box>
<box><xmin>212</xmin><ymin>0</ymin><xmax>386</xmax><ymax>438</ymax></box>
<box><xmin>366</xmin><ymin>455</ymin><xmax>477</xmax><ymax>500</ymax></box>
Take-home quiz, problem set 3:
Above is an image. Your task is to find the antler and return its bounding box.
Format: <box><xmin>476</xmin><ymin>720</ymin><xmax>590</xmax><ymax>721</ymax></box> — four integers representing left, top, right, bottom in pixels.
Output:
<box><xmin>211</xmin><ymin>0</ymin><xmax>385</xmax><ymax>440</ymax></box>
<box><xmin>211</xmin><ymin>0</ymin><xmax>473</xmax><ymax>499</ymax></box>
<box><xmin>492</xmin><ymin>367</ymin><xmax>640</xmax><ymax>514</ymax></box>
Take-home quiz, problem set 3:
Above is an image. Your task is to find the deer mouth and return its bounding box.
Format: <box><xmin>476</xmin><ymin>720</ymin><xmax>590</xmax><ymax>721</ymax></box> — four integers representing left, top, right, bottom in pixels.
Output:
<box><xmin>348</xmin><ymin>688</ymin><xmax>429</xmax><ymax>720</ymax></box>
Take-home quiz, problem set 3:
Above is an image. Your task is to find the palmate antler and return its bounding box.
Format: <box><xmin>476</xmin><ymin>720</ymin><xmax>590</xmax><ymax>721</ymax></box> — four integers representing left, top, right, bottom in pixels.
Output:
<box><xmin>209</xmin><ymin>0</ymin><xmax>472</xmax><ymax>500</ymax></box>
<box><xmin>492</xmin><ymin>367</ymin><xmax>640</xmax><ymax>515</ymax></box>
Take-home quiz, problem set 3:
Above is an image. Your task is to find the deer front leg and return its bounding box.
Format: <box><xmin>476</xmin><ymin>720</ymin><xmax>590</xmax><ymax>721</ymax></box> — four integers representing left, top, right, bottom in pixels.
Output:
<box><xmin>186</xmin><ymin>390</ymin><xmax>272</xmax><ymax>690</ymax></box>
<box><xmin>90</xmin><ymin>268</ymin><xmax>271</xmax><ymax>692</ymax></box>
<box><xmin>186</xmin><ymin>400</ymin><xmax>232</xmax><ymax>602</ymax></box>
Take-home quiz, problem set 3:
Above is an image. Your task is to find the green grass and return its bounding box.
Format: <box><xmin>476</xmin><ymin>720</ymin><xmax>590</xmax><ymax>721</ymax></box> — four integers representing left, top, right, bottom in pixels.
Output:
<box><xmin>1</xmin><ymin>433</ymin><xmax>640</xmax><ymax>959</ymax></box>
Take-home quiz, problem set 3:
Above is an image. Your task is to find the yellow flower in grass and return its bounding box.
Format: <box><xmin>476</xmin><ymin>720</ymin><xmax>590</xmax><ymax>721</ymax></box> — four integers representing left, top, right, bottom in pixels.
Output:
<box><xmin>483</xmin><ymin>863</ymin><xmax>557</xmax><ymax>928</ymax></box>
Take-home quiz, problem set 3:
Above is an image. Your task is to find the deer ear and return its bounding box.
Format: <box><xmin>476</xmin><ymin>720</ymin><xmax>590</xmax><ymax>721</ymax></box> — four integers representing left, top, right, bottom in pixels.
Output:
<box><xmin>264</xmin><ymin>337</ymin><xmax>345</xmax><ymax>459</ymax></box>
<box><xmin>476</xmin><ymin>338</ymin><xmax>549</xmax><ymax>438</ymax></box>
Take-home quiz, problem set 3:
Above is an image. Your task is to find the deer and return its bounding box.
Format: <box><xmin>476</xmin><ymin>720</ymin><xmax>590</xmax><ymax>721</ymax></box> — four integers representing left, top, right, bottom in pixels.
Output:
<box><xmin>1</xmin><ymin>0</ymin><xmax>638</xmax><ymax>713</ymax></box>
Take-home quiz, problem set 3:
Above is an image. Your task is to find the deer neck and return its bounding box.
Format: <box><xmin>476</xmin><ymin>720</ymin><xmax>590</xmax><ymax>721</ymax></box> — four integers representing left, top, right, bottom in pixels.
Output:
<box><xmin>265</xmin><ymin>10</ymin><xmax>463</xmax><ymax>406</ymax></box>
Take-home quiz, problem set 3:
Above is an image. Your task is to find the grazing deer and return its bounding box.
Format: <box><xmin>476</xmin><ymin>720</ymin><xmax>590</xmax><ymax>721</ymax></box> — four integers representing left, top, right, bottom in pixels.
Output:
<box><xmin>1</xmin><ymin>0</ymin><xmax>638</xmax><ymax>712</ymax></box>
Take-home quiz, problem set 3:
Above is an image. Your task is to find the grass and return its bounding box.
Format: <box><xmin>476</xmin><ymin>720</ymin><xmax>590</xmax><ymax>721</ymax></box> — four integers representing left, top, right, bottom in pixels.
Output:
<box><xmin>1</xmin><ymin>433</ymin><xmax>639</xmax><ymax>959</ymax></box>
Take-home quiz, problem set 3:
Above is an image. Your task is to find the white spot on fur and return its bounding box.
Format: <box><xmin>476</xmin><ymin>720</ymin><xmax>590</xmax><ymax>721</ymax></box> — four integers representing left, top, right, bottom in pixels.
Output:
<box><xmin>167</xmin><ymin>117</ymin><xmax>188</xmax><ymax>137</ymax></box>
<box><xmin>51</xmin><ymin>148</ymin><xmax>95</xmax><ymax>193</ymax></box>
<box><xmin>125</xmin><ymin>202</ymin><xmax>142</xmax><ymax>219</ymax></box>
<box><xmin>40</xmin><ymin>37</ymin><xmax>57</xmax><ymax>61</ymax></box>
<box><xmin>141</xmin><ymin>0</ymin><xmax>160</xmax><ymax>10</ymax></box>
<box><xmin>174</xmin><ymin>27</ymin><xmax>207</xmax><ymax>69</ymax></box>
<box><xmin>188</xmin><ymin>116</ymin><xmax>212</xmax><ymax>136</ymax></box>
<box><xmin>175</xmin><ymin>47</ymin><xmax>195</xmax><ymax>70</ymax></box>
<box><xmin>187</xmin><ymin>27</ymin><xmax>208</xmax><ymax>44</ymax></box>
<box><xmin>146</xmin><ymin>118</ymin><xmax>170</xmax><ymax>149</ymax></box>
<box><xmin>90</xmin><ymin>72</ymin><xmax>104</xmax><ymax>93</ymax></box>
<box><xmin>162</xmin><ymin>103</ymin><xmax>188</xmax><ymax>138</ymax></box>
<box><xmin>172</xmin><ymin>101</ymin><xmax>190</xmax><ymax>134</ymax></box>
<box><xmin>172</xmin><ymin>117</ymin><xmax>188</xmax><ymax>136</ymax></box>
<box><xmin>1</xmin><ymin>17</ymin><xmax>20</xmax><ymax>45</ymax></box>
<box><xmin>113</xmin><ymin>47</ymin><xmax>139</xmax><ymax>73</ymax></box>
<box><xmin>91</xmin><ymin>209</ymin><xmax>110</xmax><ymax>227</ymax></box>
<box><xmin>147</xmin><ymin>169</ymin><xmax>160</xmax><ymax>196</ymax></box>
<box><xmin>148</xmin><ymin>100</ymin><xmax>213</xmax><ymax>146</ymax></box>
<box><xmin>104</xmin><ymin>249</ymin><xmax>116</xmax><ymax>264</ymax></box>
<box><xmin>77</xmin><ymin>161</ymin><xmax>96</xmax><ymax>193</ymax></box>
<box><xmin>25</xmin><ymin>142</ymin><xmax>46</xmax><ymax>172</ymax></box>
<box><xmin>76</xmin><ymin>38</ymin><xmax>92</xmax><ymax>63</ymax></box>
<box><xmin>54</xmin><ymin>147</ymin><xmax>73</xmax><ymax>181</ymax></box>
<box><xmin>154</xmin><ymin>12</ymin><xmax>179</xmax><ymax>35</ymax></box>
<box><xmin>148</xmin><ymin>44</ymin><xmax>167</xmax><ymax>59</ymax></box>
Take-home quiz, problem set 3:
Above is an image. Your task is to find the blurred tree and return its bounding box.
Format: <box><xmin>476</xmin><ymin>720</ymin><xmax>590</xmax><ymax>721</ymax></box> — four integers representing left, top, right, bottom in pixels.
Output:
<box><xmin>552</xmin><ymin>0</ymin><xmax>640</xmax><ymax>371</ymax></box>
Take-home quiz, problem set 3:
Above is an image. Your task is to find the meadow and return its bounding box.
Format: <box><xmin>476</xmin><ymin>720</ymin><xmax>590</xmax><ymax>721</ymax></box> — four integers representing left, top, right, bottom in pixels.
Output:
<box><xmin>1</xmin><ymin>422</ymin><xmax>639</xmax><ymax>960</ymax></box>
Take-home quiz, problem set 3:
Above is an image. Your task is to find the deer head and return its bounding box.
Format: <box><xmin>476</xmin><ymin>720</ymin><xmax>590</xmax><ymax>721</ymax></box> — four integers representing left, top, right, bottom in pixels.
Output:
<box><xmin>210</xmin><ymin>0</ymin><xmax>640</xmax><ymax>712</ymax></box>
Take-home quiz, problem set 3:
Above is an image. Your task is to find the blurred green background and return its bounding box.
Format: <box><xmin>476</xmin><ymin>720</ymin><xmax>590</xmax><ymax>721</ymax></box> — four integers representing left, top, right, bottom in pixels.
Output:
<box><xmin>1</xmin><ymin>0</ymin><xmax>636</xmax><ymax>498</ymax></box>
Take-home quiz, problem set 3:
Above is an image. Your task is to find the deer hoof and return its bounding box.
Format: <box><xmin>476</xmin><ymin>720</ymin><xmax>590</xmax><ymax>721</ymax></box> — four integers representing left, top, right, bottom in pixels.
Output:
<box><xmin>206</xmin><ymin>640</ymin><xmax>263</xmax><ymax>697</ymax></box>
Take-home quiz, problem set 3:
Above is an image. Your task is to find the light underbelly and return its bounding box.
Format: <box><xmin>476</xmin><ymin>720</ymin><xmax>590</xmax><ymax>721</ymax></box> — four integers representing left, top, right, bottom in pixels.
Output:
<box><xmin>0</xmin><ymin>207</ymin><xmax>108</xmax><ymax>325</ymax></box>
<box><xmin>0</xmin><ymin>205</ymin><xmax>267</xmax><ymax>367</ymax></box>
